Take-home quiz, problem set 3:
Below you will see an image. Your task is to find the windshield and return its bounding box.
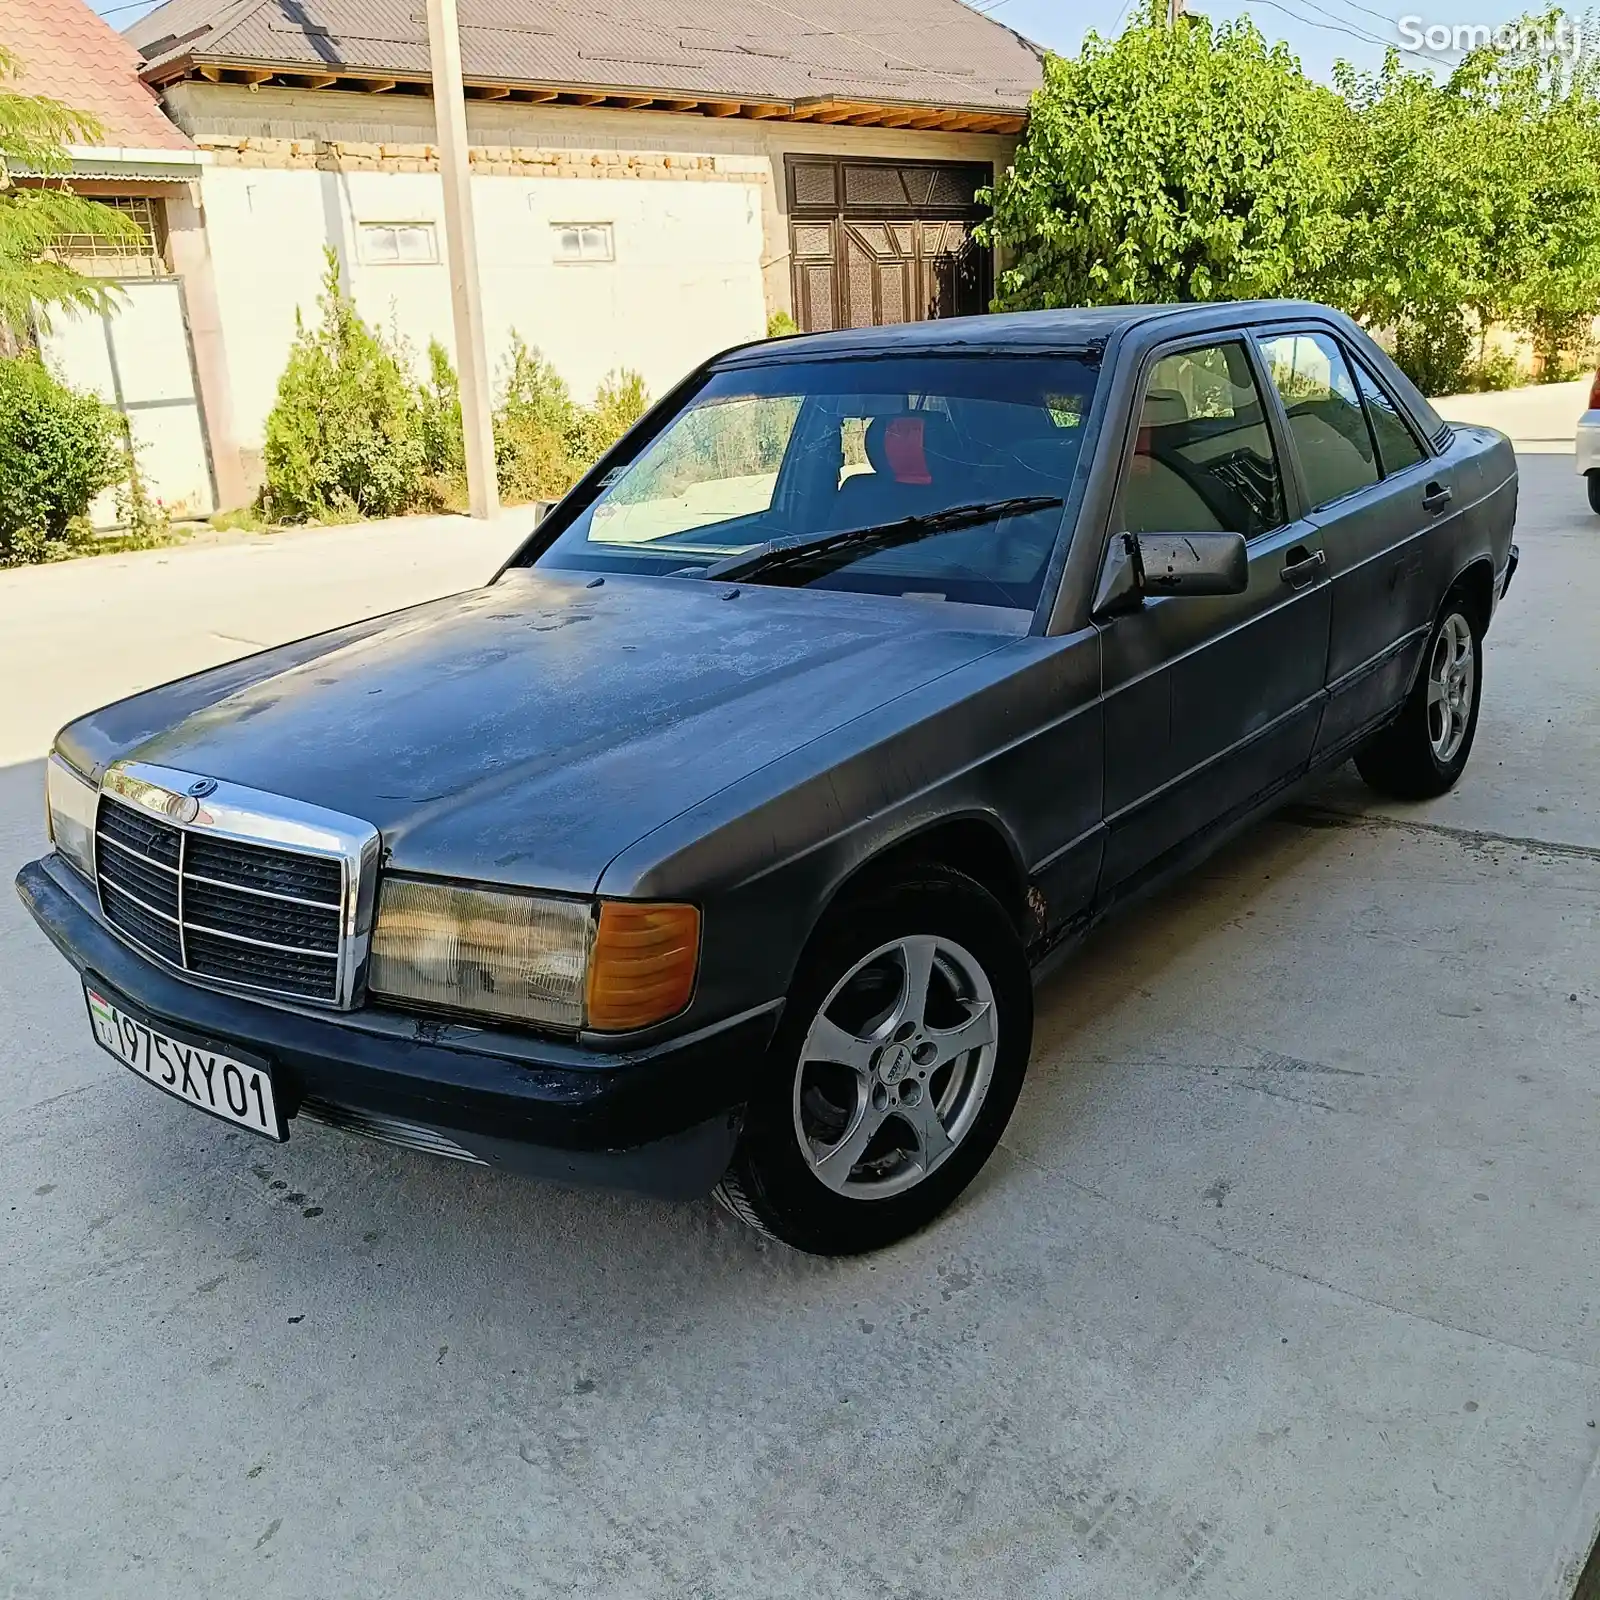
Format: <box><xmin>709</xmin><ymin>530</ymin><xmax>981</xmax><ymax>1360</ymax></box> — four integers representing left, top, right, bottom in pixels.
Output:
<box><xmin>532</xmin><ymin>354</ymin><xmax>1100</xmax><ymax>610</ymax></box>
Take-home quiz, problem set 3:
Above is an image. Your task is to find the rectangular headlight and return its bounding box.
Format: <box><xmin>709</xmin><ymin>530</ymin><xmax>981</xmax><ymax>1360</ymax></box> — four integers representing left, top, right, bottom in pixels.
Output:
<box><xmin>46</xmin><ymin>753</ymin><xmax>98</xmax><ymax>883</ymax></box>
<box><xmin>368</xmin><ymin>877</ymin><xmax>595</xmax><ymax>1029</ymax></box>
<box><xmin>367</xmin><ymin>877</ymin><xmax>701</xmax><ymax>1032</ymax></box>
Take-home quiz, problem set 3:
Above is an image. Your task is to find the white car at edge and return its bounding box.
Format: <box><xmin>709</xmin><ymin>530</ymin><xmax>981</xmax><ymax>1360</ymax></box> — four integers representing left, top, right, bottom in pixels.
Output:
<box><xmin>1578</xmin><ymin>369</ymin><xmax>1600</xmax><ymax>510</ymax></box>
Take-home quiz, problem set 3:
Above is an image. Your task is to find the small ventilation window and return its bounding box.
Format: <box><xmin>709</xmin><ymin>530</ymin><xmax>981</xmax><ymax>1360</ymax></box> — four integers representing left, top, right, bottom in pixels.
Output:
<box><xmin>552</xmin><ymin>222</ymin><xmax>614</xmax><ymax>263</ymax></box>
<box><xmin>358</xmin><ymin>221</ymin><xmax>438</xmax><ymax>264</ymax></box>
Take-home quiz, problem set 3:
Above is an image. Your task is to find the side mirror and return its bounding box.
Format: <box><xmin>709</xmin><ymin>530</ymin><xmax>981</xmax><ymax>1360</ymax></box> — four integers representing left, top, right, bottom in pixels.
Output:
<box><xmin>1092</xmin><ymin>531</ymin><xmax>1249</xmax><ymax>616</ymax></box>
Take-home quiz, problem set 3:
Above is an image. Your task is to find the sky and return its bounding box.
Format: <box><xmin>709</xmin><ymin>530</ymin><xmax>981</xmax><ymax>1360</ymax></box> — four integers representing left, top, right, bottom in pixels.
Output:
<box><xmin>93</xmin><ymin>0</ymin><xmax>1556</xmax><ymax>86</ymax></box>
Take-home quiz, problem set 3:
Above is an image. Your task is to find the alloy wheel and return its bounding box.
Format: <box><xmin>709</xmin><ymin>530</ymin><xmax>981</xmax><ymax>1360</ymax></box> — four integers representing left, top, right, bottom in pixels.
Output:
<box><xmin>792</xmin><ymin>934</ymin><xmax>998</xmax><ymax>1200</ymax></box>
<box><xmin>1426</xmin><ymin>612</ymin><xmax>1475</xmax><ymax>764</ymax></box>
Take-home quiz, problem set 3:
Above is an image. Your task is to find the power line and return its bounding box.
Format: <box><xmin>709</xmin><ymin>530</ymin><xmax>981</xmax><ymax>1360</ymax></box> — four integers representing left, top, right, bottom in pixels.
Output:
<box><xmin>1303</xmin><ymin>0</ymin><xmax>1410</xmax><ymax>30</ymax></box>
<box><xmin>1241</xmin><ymin>0</ymin><xmax>1392</xmax><ymax>48</ymax></box>
<box><xmin>1228</xmin><ymin>0</ymin><xmax>1395</xmax><ymax>50</ymax></box>
<box><xmin>1280</xmin><ymin>0</ymin><xmax>1422</xmax><ymax>49</ymax></box>
<box><xmin>1239</xmin><ymin>0</ymin><xmax>1453</xmax><ymax>62</ymax></box>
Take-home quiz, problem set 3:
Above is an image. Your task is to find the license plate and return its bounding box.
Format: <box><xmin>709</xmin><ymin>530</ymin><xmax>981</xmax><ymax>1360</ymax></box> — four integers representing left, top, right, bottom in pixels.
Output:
<box><xmin>85</xmin><ymin>986</ymin><xmax>285</xmax><ymax>1141</ymax></box>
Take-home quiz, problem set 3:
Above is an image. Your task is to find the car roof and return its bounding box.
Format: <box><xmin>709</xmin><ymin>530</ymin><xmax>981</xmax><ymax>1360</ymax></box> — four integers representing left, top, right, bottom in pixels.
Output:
<box><xmin>713</xmin><ymin>300</ymin><xmax>1348</xmax><ymax>367</ymax></box>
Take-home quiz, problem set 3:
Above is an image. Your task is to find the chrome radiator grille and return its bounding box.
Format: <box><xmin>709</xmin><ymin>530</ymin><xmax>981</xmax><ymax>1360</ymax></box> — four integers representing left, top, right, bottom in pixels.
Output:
<box><xmin>96</xmin><ymin>793</ymin><xmax>346</xmax><ymax>1003</ymax></box>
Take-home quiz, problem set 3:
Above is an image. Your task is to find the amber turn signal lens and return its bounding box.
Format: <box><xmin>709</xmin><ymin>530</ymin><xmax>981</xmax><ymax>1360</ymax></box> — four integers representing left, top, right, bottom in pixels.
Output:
<box><xmin>585</xmin><ymin>901</ymin><xmax>700</xmax><ymax>1031</ymax></box>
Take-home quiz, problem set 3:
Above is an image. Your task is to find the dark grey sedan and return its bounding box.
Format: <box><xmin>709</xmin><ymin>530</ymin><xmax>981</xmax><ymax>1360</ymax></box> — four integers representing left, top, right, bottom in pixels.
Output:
<box><xmin>18</xmin><ymin>301</ymin><xmax>1518</xmax><ymax>1254</ymax></box>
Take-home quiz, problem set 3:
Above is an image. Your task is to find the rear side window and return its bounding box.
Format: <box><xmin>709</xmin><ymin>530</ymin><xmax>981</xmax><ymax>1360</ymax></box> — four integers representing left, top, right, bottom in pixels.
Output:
<box><xmin>1120</xmin><ymin>341</ymin><xmax>1286</xmax><ymax>540</ymax></box>
<box><xmin>1259</xmin><ymin>331</ymin><xmax>1380</xmax><ymax>510</ymax></box>
<box><xmin>1351</xmin><ymin>359</ymin><xmax>1428</xmax><ymax>475</ymax></box>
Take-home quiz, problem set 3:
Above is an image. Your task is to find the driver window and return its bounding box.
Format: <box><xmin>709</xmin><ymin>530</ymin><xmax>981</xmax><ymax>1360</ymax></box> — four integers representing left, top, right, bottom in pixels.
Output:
<box><xmin>1120</xmin><ymin>341</ymin><xmax>1286</xmax><ymax>540</ymax></box>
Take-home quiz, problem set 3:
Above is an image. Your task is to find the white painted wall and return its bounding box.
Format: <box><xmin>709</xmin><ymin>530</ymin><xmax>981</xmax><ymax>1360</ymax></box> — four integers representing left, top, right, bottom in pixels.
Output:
<box><xmin>200</xmin><ymin>162</ymin><xmax>767</xmax><ymax>451</ymax></box>
<box><xmin>39</xmin><ymin>280</ymin><xmax>216</xmax><ymax>524</ymax></box>
<box><xmin>164</xmin><ymin>85</ymin><xmax>1021</xmax><ymax>463</ymax></box>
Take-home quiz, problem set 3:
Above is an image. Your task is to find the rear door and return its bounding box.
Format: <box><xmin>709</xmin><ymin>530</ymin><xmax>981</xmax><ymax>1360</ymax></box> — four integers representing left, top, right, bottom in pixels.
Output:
<box><xmin>1255</xmin><ymin>327</ymin><xmax>1451</xmax><ymax>757</ymax></box>
<box><xmin>1098</xmin><ymin>335</ymin><xmax>1332</xmax><ymax>891</ymax></box>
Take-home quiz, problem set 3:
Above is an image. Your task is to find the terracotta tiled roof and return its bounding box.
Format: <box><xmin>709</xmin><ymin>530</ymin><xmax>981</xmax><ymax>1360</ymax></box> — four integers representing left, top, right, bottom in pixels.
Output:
<box><xmin>1</xmin><ymin>0</ymin><xmax>193</xmax><ymax>150</ymax></box>
<box><xmin>127</xmin><ymin>0</ymin><xmax>1043</xmax><ymax>115</ymax></box>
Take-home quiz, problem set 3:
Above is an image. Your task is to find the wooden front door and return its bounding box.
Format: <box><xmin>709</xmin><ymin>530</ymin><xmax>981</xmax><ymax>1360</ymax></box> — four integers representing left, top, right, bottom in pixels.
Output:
<box><xmin>786</xmin><ymin>157</ymin><xmax>992</xmax><ymax>333</ymax></box>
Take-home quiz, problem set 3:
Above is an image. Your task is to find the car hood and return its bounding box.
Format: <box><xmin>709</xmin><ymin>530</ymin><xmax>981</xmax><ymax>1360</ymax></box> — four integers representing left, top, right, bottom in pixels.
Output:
<box><xmin>64</xmin><ymin>570</ymin><xmax>1019</xmax><ymax>893</ymax></box>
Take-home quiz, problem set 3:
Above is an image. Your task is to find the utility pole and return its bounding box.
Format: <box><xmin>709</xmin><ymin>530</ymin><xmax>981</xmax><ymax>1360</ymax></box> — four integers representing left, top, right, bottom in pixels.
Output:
<box><xmin>425</xmin><ymin>0</ymin><xmax>499</xmax><ymax>520</ymax></box>
<box><xmin>1168</xmin><ymin>0</ymin><xmax>1184</xmax><ymax>22</ymax></box>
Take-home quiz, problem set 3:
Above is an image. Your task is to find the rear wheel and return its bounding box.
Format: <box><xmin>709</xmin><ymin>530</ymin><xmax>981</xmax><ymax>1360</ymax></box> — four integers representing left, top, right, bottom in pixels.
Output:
<box><xmin>714</xmin><ymin>866</ymin><xmax>1031</xmax><ymax>1254</ymax></box>
<box><xmin>1355</xmin><ymin>597</ymin><xmax>1482</xmax><ymax>799</ymax></box>
<box><xmin>1587</xmin><ymin>471</ymin><xmax>1600</xmax><ymax>514</ymax></box>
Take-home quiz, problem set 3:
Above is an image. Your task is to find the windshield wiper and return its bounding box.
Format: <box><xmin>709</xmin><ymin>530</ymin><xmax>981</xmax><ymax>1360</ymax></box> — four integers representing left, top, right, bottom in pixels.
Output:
<box><xmin>699</xmin><ymin>496</ymin><xmax>1065</xmax><ymax>583</ymax></box>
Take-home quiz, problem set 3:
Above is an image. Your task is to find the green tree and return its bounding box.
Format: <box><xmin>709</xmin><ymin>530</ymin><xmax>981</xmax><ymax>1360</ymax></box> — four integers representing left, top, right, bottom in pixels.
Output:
<box><xmin>1329</xmin><ymin>18</ymin><xmax>1600</xmax><ymax>391</ymax></box>
<box><xmin>1325</xmin><ymin>56</ymin><xmax>1484</xmax><ymax>391</ymax></box>
<box><xmin>982</xmin><ymin>8</ymin><xmax>1349</xmax><ymax>308</ymax></box>
<box><xmin>1458</xmin><ymin>15</ymin><xmax>1600</xmax><ymax>376</ymax></box>
<box><xmin>260</xmin><ymin>249</ymin><xmax>428</xmax><ymax>521</ymax></box>
<box><xmin>0</xmin><ymin>45</ymin><xmax>142</xmax><ymax>340</ymax></box>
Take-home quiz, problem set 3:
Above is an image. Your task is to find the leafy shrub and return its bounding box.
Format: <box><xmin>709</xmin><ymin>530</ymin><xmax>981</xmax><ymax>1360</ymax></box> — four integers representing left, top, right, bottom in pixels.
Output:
<box><xmin>766</xmin><ymin>310</ymin><xmax>798</xmax><ymax>338</ymax></box>
<box><xmin>256</xmin><ymin>295</ymin><xmax>652</xmax><ymax>522</ymax></box>
<box><xmin>491</xmin><ymin>336</ymin><xmax>649</xmax><ymax>502</ymax></box>
<box><xmin>1392</xmin><ymin>314</ymin><xmax>1474</xmax><ymax>398</ymax></box>
<box><xmin>493</xmin><ymin>335</ymin><xmax>580</xmax><ymax>503</ymax></box>
<box><xmin>573</xmin><ymin>368</ymin><xmax>650</xmax><ymax>466</ymax></box>
<box><xmin>260</xmin><ymin>250</ymin><xmax>427</xmax><ymax>522</ymax></box>
<box><xmin>417</xmin><ymin>337</ymin><xmax>464</xmax><ymax>479</ymax></box>
<box><xmin>112</xmin><ymin>443</ymin><xmax>174</xmax><ymax>551</ymax></box>
<box><xmin>414</xmin><ymin>337</ymin><xmax>468</xmax><ymax>511</ymax></box>
<box><xmin>1457</xmin><ymin>348</ymin><xmax>1524</xmax><ymax>393</ymax></box>
<box><xmin>0</xmin><ymin>353</ymin><xmax>124</xmax><ymax>565</ymax></box>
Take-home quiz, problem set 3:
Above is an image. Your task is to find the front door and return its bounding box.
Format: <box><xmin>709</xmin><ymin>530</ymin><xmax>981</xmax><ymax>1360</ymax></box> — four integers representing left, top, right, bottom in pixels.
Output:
<box><xmin>1098</xmin><ymin>336</ymin><xmax>1333</xmax><ymax>892</ymax></box>
<box><xmin>786</xmin><ymin>157</ymin><xmax>991</xmax><ymax>332</ymax></box>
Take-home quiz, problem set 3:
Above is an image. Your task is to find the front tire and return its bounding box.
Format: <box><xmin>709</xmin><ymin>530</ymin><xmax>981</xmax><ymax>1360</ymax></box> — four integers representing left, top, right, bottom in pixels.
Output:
<box><xmin>714</xmin><ymin>865</ymin><xmax>1032</xmax><ymax>1254</ymax></box>
<box><xmin>1587</xmin><ymin>470</ymin><xmax>1600</xmax><ymax>514</ymax></box>
<box><xmin>1355</xmin><ymin>596</ymin><xmax>1483</xmax><ymax>799</ymax></box>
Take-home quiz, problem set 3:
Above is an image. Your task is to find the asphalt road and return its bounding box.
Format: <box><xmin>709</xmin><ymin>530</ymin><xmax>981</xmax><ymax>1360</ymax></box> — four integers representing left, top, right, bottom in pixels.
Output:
<box><xmin>2</xmin><ymin>460</ymin><xmax>1598</xmax><ymax>1599</ymax></box>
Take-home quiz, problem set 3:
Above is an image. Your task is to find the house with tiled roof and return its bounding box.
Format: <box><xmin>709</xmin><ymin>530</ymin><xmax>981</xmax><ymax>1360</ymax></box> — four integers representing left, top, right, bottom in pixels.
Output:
<box><xmin>1</xmin><ymin>0</ymin><xmax>248</xmax><ymax>513</ymax></box>
<box><xmin>4</xmin><ymin>0</ymin><xmax>192</xmax><ymax>156</ymax></box>
<box><xmin>118</xmin><ymin>0</ymin><xmax>1044</xmax><ymax>471</ymax></box>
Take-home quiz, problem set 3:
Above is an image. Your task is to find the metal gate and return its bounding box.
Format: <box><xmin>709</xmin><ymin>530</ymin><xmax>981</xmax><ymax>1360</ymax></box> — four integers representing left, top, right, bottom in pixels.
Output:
<box><xmin>786</xmin><ymin>156</ymin><xmax>992</xmax><ymax>333</ymax></box>
<box><xmin>39</xmin><ymin>278</ymin><xmax>217</xmax><ymax>526</ymax></box>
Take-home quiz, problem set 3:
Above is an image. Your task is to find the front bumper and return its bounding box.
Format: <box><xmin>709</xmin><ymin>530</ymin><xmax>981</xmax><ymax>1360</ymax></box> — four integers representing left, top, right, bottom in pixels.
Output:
<box><xmin>1501</xmin><ymin>542</ymin><xmax>1519</xmax><ymax>602</ymax></box>
<box><xmin>16</xmin><ymin>854</ymin><xmax>780</xmax><ymax>1198</ymax></box>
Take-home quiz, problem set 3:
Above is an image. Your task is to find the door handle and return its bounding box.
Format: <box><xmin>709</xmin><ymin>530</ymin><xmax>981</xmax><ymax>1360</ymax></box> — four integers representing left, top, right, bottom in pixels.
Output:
<box><xmin>1280</xmin><ymin>546</ymin><xmax>1327</xmax><ymax>588</ymax></box>
<box><xmin>1422</xmin><ymin>481</ymin><xmax>1452</xmax><ymax>513</ymax></box>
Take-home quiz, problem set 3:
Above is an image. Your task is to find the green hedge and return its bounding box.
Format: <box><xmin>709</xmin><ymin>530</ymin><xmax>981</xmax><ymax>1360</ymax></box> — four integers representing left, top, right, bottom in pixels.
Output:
<box><xmin>0</xmin><ymin>355</ymin><xmax>124</xmax><ymax>566</ymax></box>
<box><xmin>260</xmin><ymin>252</ymin><xmax>651</xmax><ymax>524</ymax></box>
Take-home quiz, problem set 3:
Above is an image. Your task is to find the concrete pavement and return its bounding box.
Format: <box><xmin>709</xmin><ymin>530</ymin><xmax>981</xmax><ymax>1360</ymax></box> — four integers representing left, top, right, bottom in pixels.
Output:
<box><xmin>1436</xmin><ymin>378</ymin><xmax>1588</xmax><ymax>454</ymax></box>
<box><xmin>0</xmin><ymin>508</ymin><xmax>537</xmax><ymax>769</ymax></box>
<box><xmin>2</xmin><ymin>459</ymin><xmax>1598</xmax><ymax>1598</ymax></box>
